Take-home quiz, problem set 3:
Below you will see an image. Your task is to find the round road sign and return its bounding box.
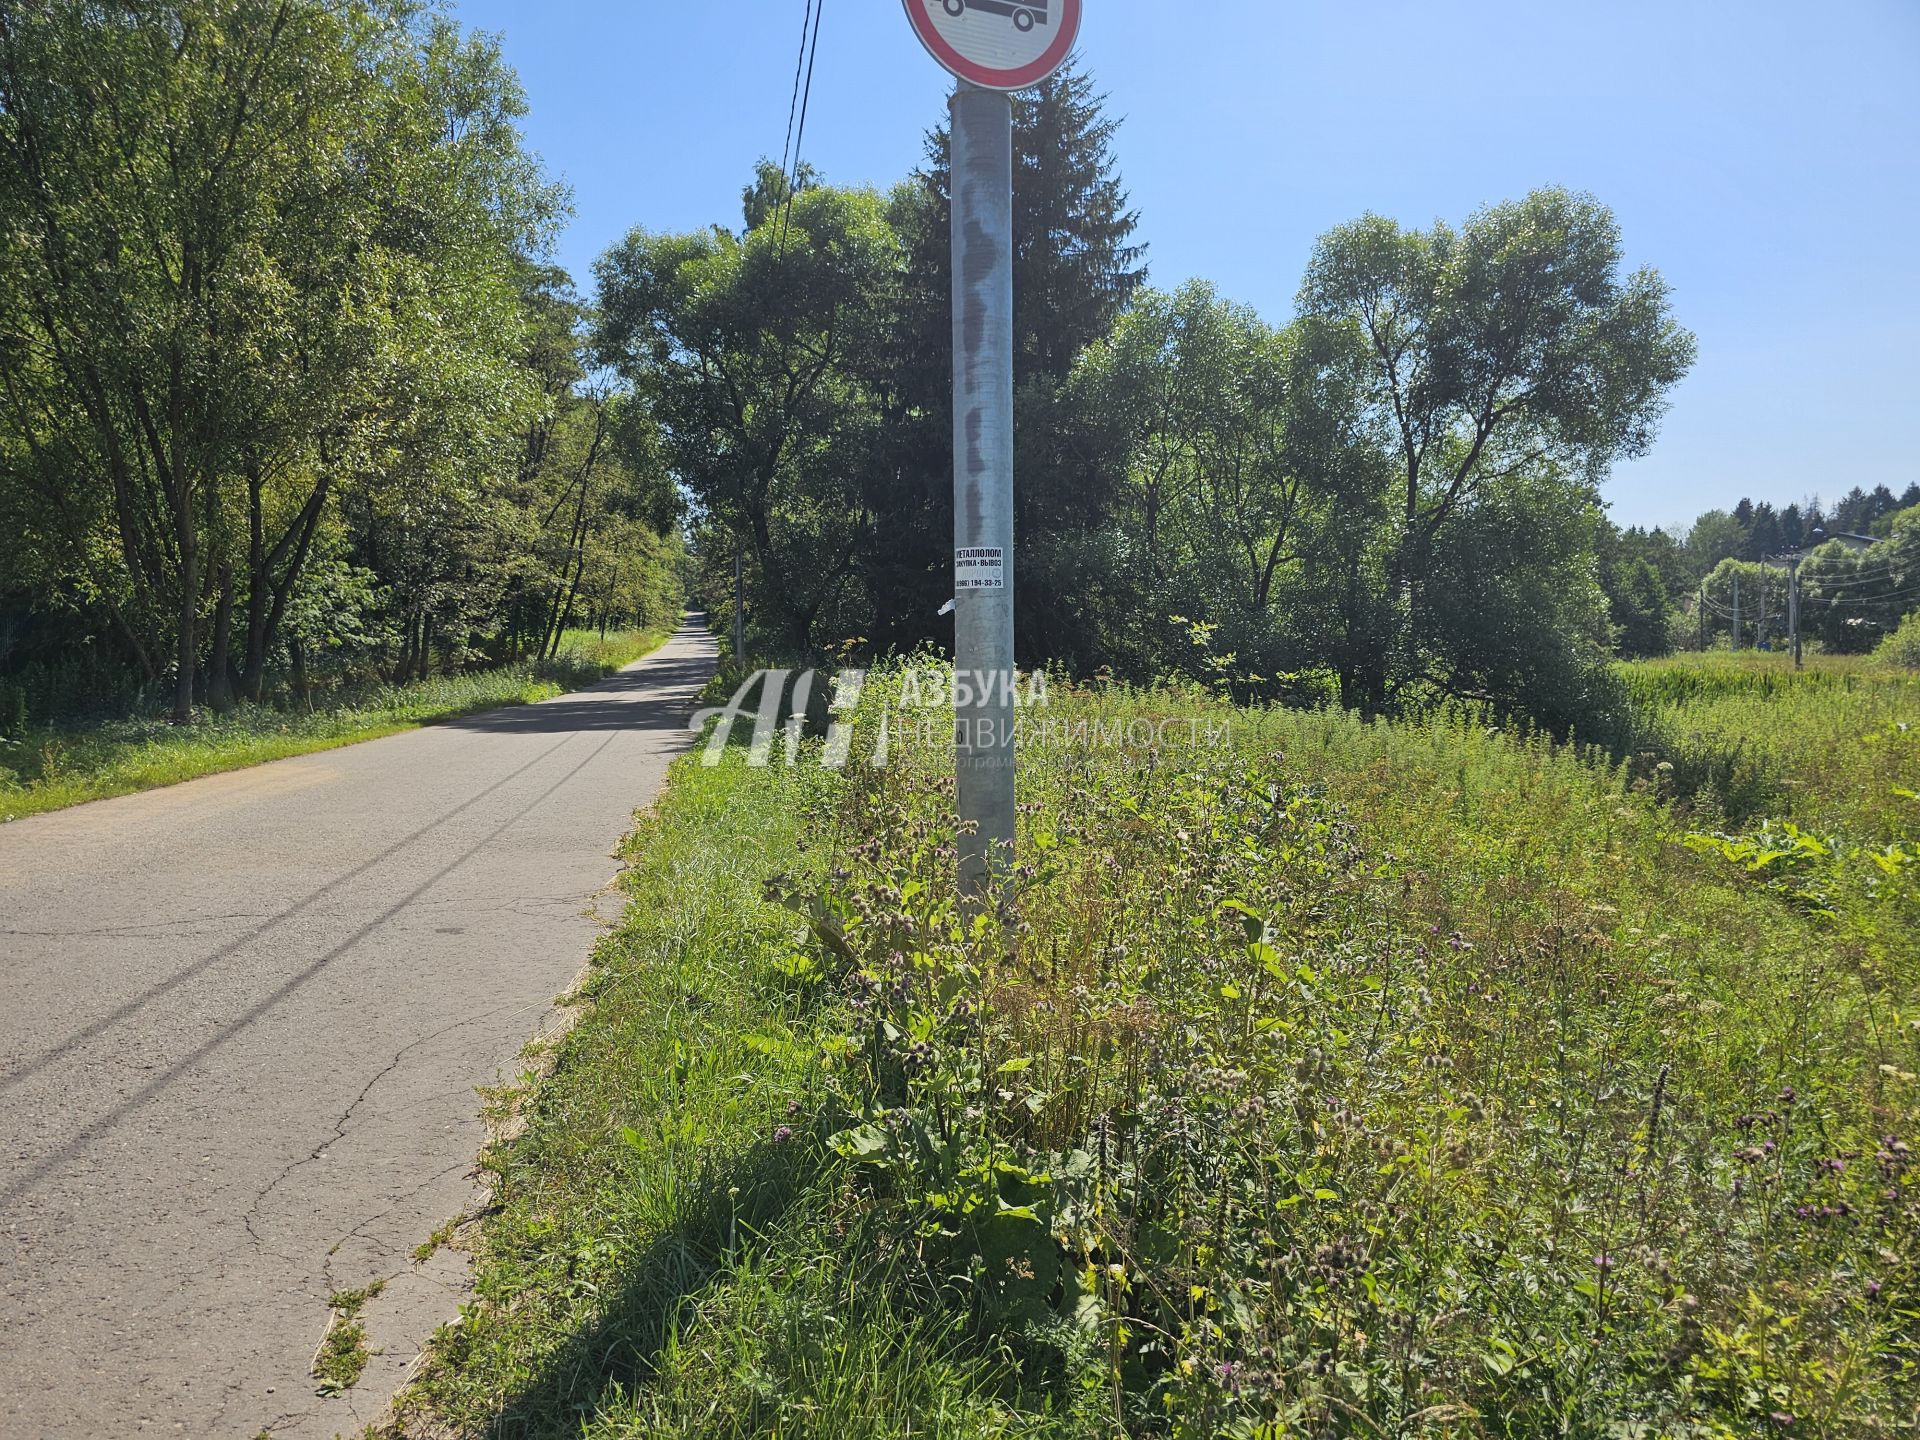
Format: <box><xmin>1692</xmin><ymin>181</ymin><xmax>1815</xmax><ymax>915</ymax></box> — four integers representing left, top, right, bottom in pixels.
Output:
<box><xmin>903</xmin><ymin>0</ymin><xmax>1081</xmax><ymax>92</ymax></box>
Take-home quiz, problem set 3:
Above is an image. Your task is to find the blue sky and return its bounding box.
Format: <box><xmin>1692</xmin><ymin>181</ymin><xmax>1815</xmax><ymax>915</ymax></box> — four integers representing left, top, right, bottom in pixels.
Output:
<box><xmin>451</xmin><ymin>0</ymin><xmax>1920</xmax><ymax>532</ymax></box>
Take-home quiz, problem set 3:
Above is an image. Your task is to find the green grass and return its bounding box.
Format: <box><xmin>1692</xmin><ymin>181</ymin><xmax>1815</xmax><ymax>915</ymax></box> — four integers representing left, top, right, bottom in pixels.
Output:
<box><xmin>0</xmin><ymin>628</ymin><xmax>669</xmax><ymax>823</ymax></box>
<box><xmin>413</xmin><ymin>1217</ymin><xmax>459</xmax><ymax>1265</ymax></box>
<box><xmin>392</xmin><ymin>659</ymin><xmax>1918</xmax><ymax>1439</ymax></box>
<box><xmin>314</xmin><ymin>1279</ymin><xmax>388</xmax><ymax>1396</ymax></box>
<box><xmin>1619</xmin><ymin>650</ymin><xmax>1920</xmax><ymax>839</ymax></box>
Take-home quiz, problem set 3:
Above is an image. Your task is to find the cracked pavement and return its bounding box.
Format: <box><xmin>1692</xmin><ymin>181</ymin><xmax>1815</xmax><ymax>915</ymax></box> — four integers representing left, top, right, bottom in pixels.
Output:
<box><xmin>0</xmin><ymin>621</ymin><xmax>715</xmax><ymax>1438</ymax></box>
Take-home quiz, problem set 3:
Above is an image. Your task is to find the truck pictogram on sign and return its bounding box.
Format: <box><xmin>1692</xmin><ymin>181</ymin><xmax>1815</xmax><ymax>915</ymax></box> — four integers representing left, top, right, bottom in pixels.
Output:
<box><xmin>942</xmin><ymin>0</ymin><xmax>1049</xmax><ymax>33</ymax></box>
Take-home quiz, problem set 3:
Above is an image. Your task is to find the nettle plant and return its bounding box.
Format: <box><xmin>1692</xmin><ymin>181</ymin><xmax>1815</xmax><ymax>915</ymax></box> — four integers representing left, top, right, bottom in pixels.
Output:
<box><xmin>772</xmin><ymin>714</ymin><xmax>1920</xmax><ymax>1437</ymax></box>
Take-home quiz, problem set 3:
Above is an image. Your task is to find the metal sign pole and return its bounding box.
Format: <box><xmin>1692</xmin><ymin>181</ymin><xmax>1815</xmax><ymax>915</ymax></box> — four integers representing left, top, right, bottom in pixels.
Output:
<box><xmin>950</xmin><ymin>82</ymin><xmax>1016</xmax><ymax>900</ymax></box>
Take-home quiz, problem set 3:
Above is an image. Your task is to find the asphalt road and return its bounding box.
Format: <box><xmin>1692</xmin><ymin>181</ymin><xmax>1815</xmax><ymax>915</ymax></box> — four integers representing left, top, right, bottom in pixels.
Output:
<box><xmin>0</xmin><ymin>621</ymin><xmax>716</xmax><ymax>1438</ymax></box>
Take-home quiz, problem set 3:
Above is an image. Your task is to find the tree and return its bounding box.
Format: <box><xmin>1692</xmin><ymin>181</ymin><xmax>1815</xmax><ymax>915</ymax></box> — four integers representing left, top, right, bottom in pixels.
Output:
<box><xmin>1702</xmin><ymin>557</ymin><xmax>1787</xmax><ymax>649</ymax></box>
<box><xmin>1068</xmin><ymin>287</ymin><xmax>1299</xmax><ymax>597</ymax></box>
<box><xmin>1832</xmin><ymin>486</ymin><xmax>1872</xmax><ymax>535</ymax></box>
<box><xmin>1801</xmin><ymin>513</ymin><xmax>1920</xmax><ymax>653</ymax></box>
<box><xmin>1063</xmin><ymin>283</ymin><xmax>1373</xmax><ymax>683</ymax></box>
<box><xmin>1297</xmin><ymin>187</ymin><xmax>1696</xmax><ymax>708</ymax></box>
<box><xmin>490</xmin><ymin>262</ymin><xmax>680</xmax><ymax>662</ymax></box>
<box><xmin>0</xmin><ymin>1</ymin><xmax>558</xmax><ymax>719</ymax></box>
<box><xmin>1607</xmin><ymin>556</ymin><xmax>1673</xmax><ymax>657</ymax></box>
<box><xmin>1779</xmin><ymin>502</ymin><xmax>1807</xmax><ymax>550</ymax></box>
<box><xmin>595</xmin><ymin>181</ymin><xmax>900</xmax><ymax>655</ymax></box>
<box><xmin>1746</xmin><ymin>502</ymin><xmax>1782</xmax><ymax>561</ymax></box>
<box><xmin>1419</xmin><ymin>464</ymin><xmax>1621</xmax><ymax>733</ymax></box>
<box><xmin>1684</xmin><ymin>510</ymin><xmax>1745</xmax><ymax>579</ymax></box>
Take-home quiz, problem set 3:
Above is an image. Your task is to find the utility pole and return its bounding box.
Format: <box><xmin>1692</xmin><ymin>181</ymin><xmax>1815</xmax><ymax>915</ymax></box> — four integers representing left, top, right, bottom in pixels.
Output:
<box><xmin>1732</xmin><ymin>570</ymin><xmax>1741</xmax><ymax>650</ymax></box>
<box><xmin>1788</xmin><ymin>555</ymin><xmax>1803</xmax><ymax>669</ymax></box>
<box><xmin>949</xmin><ymin>83</ymin><xmax>1016</xmax><ymax>900</ymax></box>
<box><xmin>1698</xmin><ymin>581</ymin><xmax>1707</xmax><ymax>651</ymax></box>
<box><xmin>732</xmin><ymin>547</ymin><xmax>745</xmax><ymax>662</ymax></box>
<box><xmin>904</xmin><ymin>0</ymin><xmax>1080</xmax><ymax>903</ymax></box>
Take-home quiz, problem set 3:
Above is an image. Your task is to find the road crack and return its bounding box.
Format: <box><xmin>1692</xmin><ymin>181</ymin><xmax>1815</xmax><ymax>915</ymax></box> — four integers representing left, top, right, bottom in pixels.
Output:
<box><xmin>241</xmin><ymin>1000</ymin><xmax>541</xmax><ymax>1257</ymax></box>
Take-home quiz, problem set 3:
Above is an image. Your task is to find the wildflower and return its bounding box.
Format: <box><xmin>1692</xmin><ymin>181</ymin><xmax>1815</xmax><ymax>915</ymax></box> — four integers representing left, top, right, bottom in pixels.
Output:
<box><xmin>772</xmin><ymin>1126</ymin><xmax>795</xmax><ymax>1144</ymax></box>
<box><xmin>1593</xmin><ymin>1253</ymin><xmax>1615</xmax><ymax>1271</ymax></box>
<box><xmin>1866</xmin><ymin>1280</ymin><xmax>1882</xmax><ymax>1299</ymax></box>
<box><xmin>1770</xmin><ymin>1413</ymin><xmax>1795</xmax><ymax>1429</ymax></box>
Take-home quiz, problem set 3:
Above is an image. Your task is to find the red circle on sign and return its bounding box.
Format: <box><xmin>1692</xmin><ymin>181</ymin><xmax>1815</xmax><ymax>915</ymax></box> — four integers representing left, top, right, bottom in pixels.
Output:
<box><xmin>903</xmin><ymin>0</ymin><xmax>1082</xmax><ymax>91</ymax></box>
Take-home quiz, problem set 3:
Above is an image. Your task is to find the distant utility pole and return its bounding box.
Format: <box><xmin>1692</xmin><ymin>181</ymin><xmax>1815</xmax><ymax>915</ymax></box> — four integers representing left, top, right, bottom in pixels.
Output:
<box><xmin>1764</xmin><ymin>550</ymin><xmax>1808</xmax><ymax>670</ymax></box>
<box><xmin>1788</xmin><ymin>555</ymin><xmax>1803</xmax><ymax>669</ymax></box>
<box><xmin>1698</xmin><ymin>581</ymin><xmax>1708</xmax><ymax>651</ymax></box>
<box><xmin>1732</xmin><ymin>571</ymin><xmax>1741</xmax><ymax>650</ymax></box>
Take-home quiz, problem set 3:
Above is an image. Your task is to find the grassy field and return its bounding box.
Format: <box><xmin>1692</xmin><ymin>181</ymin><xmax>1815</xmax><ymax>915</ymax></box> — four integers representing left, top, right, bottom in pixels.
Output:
<box><xmin>1618</xmin><ymin>652</ymin><xmax>1920</xmax><ymax>841</ymax></box>
<box><xmin>392</xmin><ymin>656</ymin><xmax>1917</xmax><ymax>1439</ymax></box>
<box><xmin>0</xmin><ymin>628</ymin><xmax>669</xmax><ymax>823</ymax></box>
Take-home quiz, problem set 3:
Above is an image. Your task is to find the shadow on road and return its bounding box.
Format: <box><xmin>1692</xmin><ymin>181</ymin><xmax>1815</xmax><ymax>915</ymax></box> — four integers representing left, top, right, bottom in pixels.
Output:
<box><xmin>442</xmin><ymin>651</ymin><xmax>715</xmax><ymax>737</ymax></box>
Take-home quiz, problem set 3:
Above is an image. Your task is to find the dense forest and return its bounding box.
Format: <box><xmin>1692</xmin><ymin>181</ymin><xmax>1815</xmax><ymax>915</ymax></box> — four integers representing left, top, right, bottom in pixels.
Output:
<box><xmin>0</xmin><ymin>1</ymin><xmax>687</xmax><ymax>730</ymax></box>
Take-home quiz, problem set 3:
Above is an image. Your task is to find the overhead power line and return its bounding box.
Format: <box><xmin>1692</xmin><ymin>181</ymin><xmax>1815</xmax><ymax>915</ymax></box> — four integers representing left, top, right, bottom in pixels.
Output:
<box><xmin>777</xmin><ymin>0</ymin><xmax>826</xmax><ymax>258</ymax></box>
<box><xmin>1806</xmin><ymin>566</ymin><xmax>1916</xmax><ymax>587</ymax></box>
<box><xmin>1818</xmin><ymin>585</ymin><xmax>1920</xmax><ymax>609</ymax></box>
<box><xmin>778</xmin><ymin>0</ymin><xmax>814</xmax><ymax>187</ymax></box>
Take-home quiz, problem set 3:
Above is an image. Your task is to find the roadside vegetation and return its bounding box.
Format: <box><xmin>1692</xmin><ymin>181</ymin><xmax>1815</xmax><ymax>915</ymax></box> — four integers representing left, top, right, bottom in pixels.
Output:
<box><xmin>1</xmin><ymin>2</ymin><xmax>686</xmax><ymax>738</ymax></box>
<box><xmin>391</xmin><ymin>653</ymin><xmax>1917</xmax><ymax>1439</ymax></box>
<box><xmin>0</xmin><ymin>628</ymin><xmax>667</xmax><ymax>823</ymax></box>
<box><xmin>315</xmin><ymin>1279</ymin><xmax>388</xmax><ymax>1397</ymax></box>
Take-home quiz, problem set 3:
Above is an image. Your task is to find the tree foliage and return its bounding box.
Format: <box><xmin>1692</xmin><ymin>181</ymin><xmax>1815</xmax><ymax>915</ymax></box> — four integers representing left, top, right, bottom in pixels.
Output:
<box><xmin>0</xmin><ymin>2</ymin><xmax>682</xmax><ymax>724</ymax></box>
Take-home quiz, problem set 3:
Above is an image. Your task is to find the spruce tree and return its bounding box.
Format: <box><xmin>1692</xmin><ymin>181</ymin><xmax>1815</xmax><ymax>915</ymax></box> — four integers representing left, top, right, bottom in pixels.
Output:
<box><xmin>859</xmin><ymin>64</ymin><xmax>1147</xmax><ymax>661</ymax></box>
<box><xmin>1610</xmin><ymin>557</ymin><xmax>1673</xmax><ymax>657</ymax></box>
<box><xmin>1009</xmin><ymin>66</ymin><xmax>1149</xmax><ymax>384</ymax></box>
